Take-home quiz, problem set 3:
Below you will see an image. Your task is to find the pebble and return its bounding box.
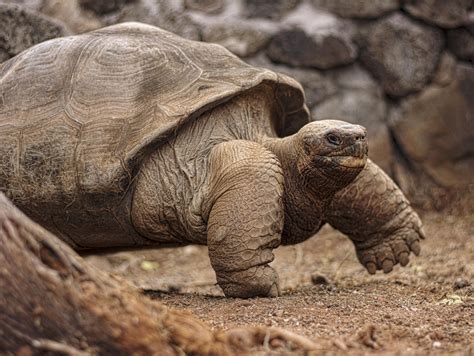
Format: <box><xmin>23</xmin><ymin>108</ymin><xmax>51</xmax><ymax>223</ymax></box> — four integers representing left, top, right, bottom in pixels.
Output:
<box><xmin>432</xmin><ymin>341</ymin><xmax>442</xmax><ymax>348</ymax></box>
<box><xmin>238</xmin><ymin>300</ymin><xmax>252</xmax><ymax>307</ymax></box>
<box><xmin>311</xmin><ymin>274</ymin><xmax>329</xmax><ymax>285</ymax></box>
<box><xmin>273</xmin><ymin>309</ymin><xmax>284</xmax><ymax>317</ymax></box>
<box><xmin>453</xmin><ymin>278</ymin><xmax>470</xmax><ymax>290</ymax></box>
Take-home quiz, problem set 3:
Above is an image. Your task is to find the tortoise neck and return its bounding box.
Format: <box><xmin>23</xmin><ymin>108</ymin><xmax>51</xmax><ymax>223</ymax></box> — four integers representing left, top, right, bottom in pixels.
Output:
<box><xmin>262</xmin><ymin>136</ymin><xmax>326</xmax><ymax>244</ymax></box>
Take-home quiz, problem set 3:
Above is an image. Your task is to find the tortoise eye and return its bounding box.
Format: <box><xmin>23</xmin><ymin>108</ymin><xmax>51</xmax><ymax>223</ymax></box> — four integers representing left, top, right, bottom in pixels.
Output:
<box><xmin>326</xmin><ymin>133</ymin><xmax>342</xmax><ymax>146</ymax></box>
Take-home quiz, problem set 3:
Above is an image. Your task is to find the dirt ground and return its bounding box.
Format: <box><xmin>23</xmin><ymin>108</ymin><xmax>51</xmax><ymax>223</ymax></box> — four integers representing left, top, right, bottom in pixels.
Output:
<box><xmin>86</xmin><ymin>207</ymin><xmax>473</xmax><ymax>355</ymax></box>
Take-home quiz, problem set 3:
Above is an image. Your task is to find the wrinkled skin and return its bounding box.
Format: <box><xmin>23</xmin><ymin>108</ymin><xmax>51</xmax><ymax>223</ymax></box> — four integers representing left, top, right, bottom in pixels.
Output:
<box><xmin>132</xmin><ymin>89</ymin><xmax>424</xmax><ymax>298</ymax></box>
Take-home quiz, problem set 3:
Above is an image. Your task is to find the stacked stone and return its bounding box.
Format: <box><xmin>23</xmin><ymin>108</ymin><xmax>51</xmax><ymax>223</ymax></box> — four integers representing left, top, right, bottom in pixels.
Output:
<box><xmin>0</xmin><ymin>3</ymin><xmax>68</xmax><ymax>61</ymax></box>
<box><xmin>0</xmin><ymin>0</ymin><xmax>472</xmax><ymax>206</ymax></box>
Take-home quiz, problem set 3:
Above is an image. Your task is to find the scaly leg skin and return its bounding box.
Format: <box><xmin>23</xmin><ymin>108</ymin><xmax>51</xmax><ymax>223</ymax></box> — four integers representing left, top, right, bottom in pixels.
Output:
<box><xmin>204</xmin><ymin>140</ymin><xmax>284</xmax><ymax>298</ymax></box>
<box><xmin>325</xmin><ymin>159</ymin><xmax>425</xmax><ymax>274</ymax></box>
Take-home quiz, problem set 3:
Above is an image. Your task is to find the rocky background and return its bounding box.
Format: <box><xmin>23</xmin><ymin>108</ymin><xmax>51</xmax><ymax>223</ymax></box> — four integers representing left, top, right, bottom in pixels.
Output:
<box><xmin>0</xmin><ymin>0</ymin><xmax>473</xmax><ymax>209</ymax></box>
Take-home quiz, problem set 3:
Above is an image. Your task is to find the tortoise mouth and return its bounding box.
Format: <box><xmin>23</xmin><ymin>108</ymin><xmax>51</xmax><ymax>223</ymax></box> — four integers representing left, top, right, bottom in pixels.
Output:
<box><xmin>311</xmin><ymin>153</ymin><xmax>367</xmax><ymax>170</ymax></box>
<box><xmin>309</xmin><ymin>142</ymin><xmax>368</xmax><ymax>170</ymax></box>
<box><xmin>331</xmin><ymin>155</ymin><xmax>367</xmax><ymax>168</ymax></box>
<box><xmin>328</xmin><ymin>142</ymin><xmax>368</xmax><ymax>168</ymax></box>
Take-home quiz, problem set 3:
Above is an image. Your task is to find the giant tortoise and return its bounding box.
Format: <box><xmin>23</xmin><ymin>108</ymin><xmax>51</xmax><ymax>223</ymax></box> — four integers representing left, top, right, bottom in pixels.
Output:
<box><xmin>0</xmin><ymin>22</ymin><xmax>424</xmax><ymax>297</ymax></box>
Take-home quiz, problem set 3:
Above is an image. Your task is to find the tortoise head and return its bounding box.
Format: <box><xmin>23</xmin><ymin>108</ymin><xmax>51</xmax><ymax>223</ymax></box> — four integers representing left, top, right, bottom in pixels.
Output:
<box><xmin>293</xmin><ymin>120</ymin><xmax>368</xmax><ymax>195</ymax></box>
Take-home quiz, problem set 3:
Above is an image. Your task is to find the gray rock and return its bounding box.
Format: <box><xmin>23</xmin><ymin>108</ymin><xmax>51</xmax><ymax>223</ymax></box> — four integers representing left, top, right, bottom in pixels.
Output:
<box><xmin>244</xmin><ymin>0</ymin><xmax>300</xmax><ymax>20</ymax></box>
<box><xmin>447</xmin><ymin>27</ymin><xmax>474</xmax><ymax>63</ymax></box>
<box><xmin>184</xmin><ymin>0</ymin><xmax>225</xmax><ymax>14</ymax></box>
<box><xmin>389</xmin><ymin>64</ymin><xmax>474</xmax><ymax>189</ymax></box>
<box><xmin>201</xmin><ymin>20</ymin><xmax>273</xmax><ymax>57</ymax></box>
<box><xmin>0</xmin><ymin>4</ymin><xmax>68</xmax><ymax>61</ymax></box>
<box><xmin>311</xmin><ymin>0</ymin><xmax>399</xmax><ymax>19</ymax></box>
<box><xmin>0</xmin><ymin>0</ymin><xmax>43</xmax><ymax>11</ymax></box>
<box><xmin>403</xmin><ymin>0</ymin><xmax>471</xmax><ymax>29</ymax></box>
<box><xmin>314</xmin><ymin>65</ymin><xmax>392</xmax><ymax>172</ymax></box>
<box><xmin>266</xmin><ymin>3</ymin><xmax>358</xmax><ymax>69</ymax></box>
<box><xmin>79</xmin><ymin>0</ymin><xmax>133</xmax><ymax>15</ymax></box>
<box><xmin>331</xmin><ymin>63</ymin><xmax>380</xmax><ymax>91</ymax></box>
<box><xmin>359</xmin><ymin>13</ymin><xmax>444</xmax><ymax>97</ymax></box>
<box><xmin>266</xmin><ymin>28</ymin><xmax>358</xmax><ymax>69</ymax></box>
<box><xmin>114</xmin><ymin>0</ymin><xmax>200</xmax><ymax>40</ymax></box>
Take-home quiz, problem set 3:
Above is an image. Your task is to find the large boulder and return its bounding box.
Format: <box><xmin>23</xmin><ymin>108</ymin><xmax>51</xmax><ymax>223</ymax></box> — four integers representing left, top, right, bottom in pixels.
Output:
<box><xmin>0</xmin><ymin>4</ymin><xmax>68</xmax><ymax>61</ymax></box>
<box><xmin>403</xmin><ymin>0</ymin><xmax>472</xmax><ymax>29</ymax></box>
<box><xmin>313</xmin><ymin>65</ymin><xmax>393</xmax><ymax>172</ymax></box>
<box><xmin>359</xmin><ymin>13</ymin><xmax>444</xmax><ymax>97</ymax></box>
<box><xmin>311</xmin><ymin>0</ymin><xmax>400</xmax><ymax>19</ymax></box>
<box><xmin>447</xmin><ymin>27</ymin><xmax>474</xmax><ymax>63</ymax></box>
<box><xmin>389</xmin><ymin>63</ymin><xmax>474</xmax><ymax>194</ymax></box>
<box><xmin>266</xmin><ymin>3</ymin><xmax>358</xmax><ymax>69</ymax></box>
<box><xmin>243</xmin><ymin>0</ymin><xmax>301</xmax><ymax>20</ymax></box>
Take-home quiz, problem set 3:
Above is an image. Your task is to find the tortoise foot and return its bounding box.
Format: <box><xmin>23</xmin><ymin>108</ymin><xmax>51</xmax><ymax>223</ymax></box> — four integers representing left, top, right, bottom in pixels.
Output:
<box><xmin>355</xmin><ymin>223</ymin><xmax>425</xmax><ymax>274</ymax></box>
<box><xmin>218</xmin><ymin>266</ymin><xmax>281</xmax><ymax>298</ymax></box>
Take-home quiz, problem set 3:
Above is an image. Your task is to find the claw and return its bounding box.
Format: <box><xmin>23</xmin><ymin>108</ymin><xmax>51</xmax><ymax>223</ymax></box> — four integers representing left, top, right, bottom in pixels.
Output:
<box><xmin>418</xmin><ymin>226</ymin><xmax>426</xmax><ymax>239</ymax></box>
<box><xmin>398</xmin><ymin>252</ymin><xmax>409</xmax><ymax>266</ymax></box>
<box><xmin>382</xmin><ymin>259</ymin><xmax>393</xmax><ymax>273</ymax></box>
<box><xmin>268</xmin><ymin>282</ymin><xmax>280</xmax><ymax>297</ymax></box>
<box><xmin>410</xmin><ymin>241</ymin><xmax>421</xmax><ymax>256</ymax></box>
<box><xmin>366</xmin><ymin>262</ymin><xmax>377</xmax><ymax>275</ymax></box>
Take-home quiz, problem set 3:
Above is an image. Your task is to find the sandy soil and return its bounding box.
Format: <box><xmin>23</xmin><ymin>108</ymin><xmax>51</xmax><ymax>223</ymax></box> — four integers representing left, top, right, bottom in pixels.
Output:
<box><xmin>86</xmin><ymin>208</ymin><xmax>473</xmax><ymax>355</ymax></box>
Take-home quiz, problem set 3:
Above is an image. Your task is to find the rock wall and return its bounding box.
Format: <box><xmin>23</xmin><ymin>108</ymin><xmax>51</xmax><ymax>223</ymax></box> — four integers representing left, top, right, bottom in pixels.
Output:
<box><xmin>0</xmin><ymin>0</ymin><xmax>473</xmax><ymax>208</ymax></box>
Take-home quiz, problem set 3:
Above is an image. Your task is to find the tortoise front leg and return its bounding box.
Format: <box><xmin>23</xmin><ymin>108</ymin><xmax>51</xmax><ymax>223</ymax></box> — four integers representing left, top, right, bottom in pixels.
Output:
<box><xmin>325</xmin><ymin>159</ymin><xmax>425</xmax><ymax>274</ymax></box>
<box><xmin>204</xmin><ymin>140</ymin><xmax>284</xmax><ymax>298</ymax></box>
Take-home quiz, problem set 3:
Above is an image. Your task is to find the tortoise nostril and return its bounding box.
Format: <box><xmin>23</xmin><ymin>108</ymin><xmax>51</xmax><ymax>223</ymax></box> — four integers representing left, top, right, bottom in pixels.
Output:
<box><xmin>355</xmin><ymin>134</ymin><xmax>366</xmax><ymax>141</ymax></box>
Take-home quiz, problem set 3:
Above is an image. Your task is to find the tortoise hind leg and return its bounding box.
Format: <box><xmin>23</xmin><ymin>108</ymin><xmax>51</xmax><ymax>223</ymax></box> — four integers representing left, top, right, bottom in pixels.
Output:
<box><xmin>203</xmin><ymin>140</ymin><xmax>284</xmax><ymax>298</ymax></box>
<box><xmin>324</xmin><ymin>159</ymin><xmax>425</xmax><ymax>274</ymax></box>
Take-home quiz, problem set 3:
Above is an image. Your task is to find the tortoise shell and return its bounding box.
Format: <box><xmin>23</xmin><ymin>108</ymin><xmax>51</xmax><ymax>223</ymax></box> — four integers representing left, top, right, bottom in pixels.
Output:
<box><xmin>0</xmin><ymin>22</ymin><xmax>308</xmax><ymax>247</ymax></box>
